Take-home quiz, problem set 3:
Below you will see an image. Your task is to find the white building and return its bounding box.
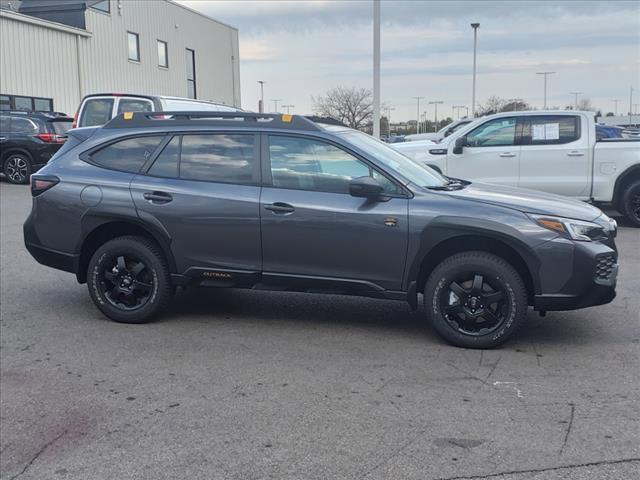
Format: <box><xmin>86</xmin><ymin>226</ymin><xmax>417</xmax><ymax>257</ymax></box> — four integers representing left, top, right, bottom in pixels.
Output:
<box><xmin>0</xmin><ymin>0</ymin><xmax>241</xmax><ymax>116</ymax></box>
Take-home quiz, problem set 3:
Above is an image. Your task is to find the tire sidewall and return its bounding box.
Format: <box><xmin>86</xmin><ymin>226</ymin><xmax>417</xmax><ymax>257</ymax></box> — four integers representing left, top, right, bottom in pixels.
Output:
<box><xmin>621</xmin><ymin>181</ymin><xmax>640</xmax><ymax>227</ymax></box>
<box><xmin>87</xmin><ymin>238</ymin><xmax>167</xmax><ymax>323</ymax></box>
<box><xmin>425</xmin><ymin>254</ymin><xmax>526</xmax><ymax>349</ymax></box>
<box><xmin>3</xmin><ymin>154</ymin><xmax>32</xmax><ymax>184</ymax></box>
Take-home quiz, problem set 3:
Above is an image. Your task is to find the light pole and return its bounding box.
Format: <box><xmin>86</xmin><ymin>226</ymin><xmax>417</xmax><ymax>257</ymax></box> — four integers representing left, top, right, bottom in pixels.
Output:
<box><xmin>372</xmin><ymin>0</ymin><xmax>381</xmax><ymax>138</ymax></box>
<box><xmin>282</xmin><ymin>104</ymin><xmax>295</xmax><ymax>114</ymax></box>
<box><xmin>411</xmin><ymin>96</ymin><xmax>425</xmax><ymax>134</ymax></box>
<box><xmin>629</xmin><ymin>86</ymin><xmax>634</xmax><ymax>120</ymax></box>
<box><xmin>471</xmin><ymin>22</ymin><xmax>480</xmax><ymax>117</ymax></box>
<box><xmin>429</xmin><ymin>100</ymin><xmax>443</xmax><ymax>131</ymax></box>
<box><xmin>270</xmin><ymin>99</ymin><xmax>282</xmax><ymax>113</ymax></box>
<box><xmin>257</xmin><ymin>80</ymin><xmax>265</xmax><ymax>113</ymax></box>
<box><xmin>536</xmin><ymin>72</ymin><xmax>555</xmax><ymax>109</ymax></box>
<box><xmin>570</xmin><ymin>92</ymin><xmax>582</xmax><ymax>110</ymax></box>
<box><xmin>385</xmin><ymin>106</ymin><xmax>395</xmax><ymax>137</ymax></box>
<box><xmin>453</xmin><ymin>105</ymin><xmax>465</xmax><ymax>119</ymax></box>
<box><xmin>611</xmin><ymin>99</ymin><xmax>620</xmax><ymax>115</ymax></box>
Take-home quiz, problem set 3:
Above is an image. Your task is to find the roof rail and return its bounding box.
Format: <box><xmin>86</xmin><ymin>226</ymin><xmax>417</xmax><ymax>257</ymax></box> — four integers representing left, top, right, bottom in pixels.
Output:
<box><xmin>103</xmin><ymin>111</ymin><xmax>322</xmax><ymax>131</ymax></box>
<box><xmin>1</xmin><ymin>110</ymin><xmax>70</xmax><ymax>117</ymax></box>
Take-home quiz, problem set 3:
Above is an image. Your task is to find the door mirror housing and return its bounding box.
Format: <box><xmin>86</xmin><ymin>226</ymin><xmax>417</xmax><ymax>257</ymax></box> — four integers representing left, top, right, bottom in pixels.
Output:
<box><xmin>452</xmin><ymin>136</ymin><xmax>467</xmax><ymax>154</ymax></box>
<box><xmin>349</xmin><ymin>176</ymin><xmax>384</xmax><ymax>199</ymax></box>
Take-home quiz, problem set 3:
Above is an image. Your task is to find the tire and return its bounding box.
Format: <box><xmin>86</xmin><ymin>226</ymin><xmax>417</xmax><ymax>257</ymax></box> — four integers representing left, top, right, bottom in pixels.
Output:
<box><xmin>619</xmin><ymin>180</ymin><xmax>640</xmax><ymax>227</ymax></box>
<box><xmin>424</xmin><ymin>251</ymin><xmax>528</xmax><ymax>349</ymax></box>
<box><xmin>3</xmin><ymin>153</ymin><xmax>32</xmax><ymax>184</ymax></box>
<box><xmin>87</xmin><ymin>236</ymin><xmax>172</xmax><ymax>324</ymax></box>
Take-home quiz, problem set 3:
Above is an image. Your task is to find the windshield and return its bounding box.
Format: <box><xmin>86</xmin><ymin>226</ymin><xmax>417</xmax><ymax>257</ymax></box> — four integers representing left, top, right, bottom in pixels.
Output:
<box><xmin>338</xmin><ymin>130</ymin><xmax>447</xmax><ymax>188</ymax></box>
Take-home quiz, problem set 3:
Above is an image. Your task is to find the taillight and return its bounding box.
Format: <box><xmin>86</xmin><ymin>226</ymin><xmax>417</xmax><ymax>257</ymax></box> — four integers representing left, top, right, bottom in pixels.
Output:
<box><xmin>31</xmin><ymin>175</ymin><xmax>59</xmax><ymax>197</ymax></box>
<box><xmin>72</xmin><ymin>110</ymin><xmax>78</xmax><ymax>128</ymax></box>
<box><xmin>36</xmin><ymin>133</ymin><xmax>67</xmax><ymax>143</ymax></box>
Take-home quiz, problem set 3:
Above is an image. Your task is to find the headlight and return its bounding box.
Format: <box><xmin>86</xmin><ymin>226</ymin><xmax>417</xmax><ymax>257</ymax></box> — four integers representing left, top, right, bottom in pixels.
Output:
<box><xmin>528</xmin><ymin>214</ymin><xmax>607</xmax><ymax>241</ymax></box>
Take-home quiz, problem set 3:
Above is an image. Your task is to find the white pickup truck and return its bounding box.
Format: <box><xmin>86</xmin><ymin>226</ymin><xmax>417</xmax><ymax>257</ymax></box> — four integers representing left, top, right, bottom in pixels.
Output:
<box><xmin>393</xmin><ymin>111</ymin><xmax>640</xmax><ymax>226</ymax></box>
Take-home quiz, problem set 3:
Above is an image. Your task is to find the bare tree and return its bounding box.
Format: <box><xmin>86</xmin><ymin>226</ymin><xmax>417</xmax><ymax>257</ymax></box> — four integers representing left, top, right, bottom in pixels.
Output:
<box><xmin>478</xmin><ymin>96</ymin><xmax>532</xmax><ymax>115</ymax></box>
<box><xmin>312</xmin><ymin>86</ymin><xmax>373</xmax><ymax>130</ymax></box>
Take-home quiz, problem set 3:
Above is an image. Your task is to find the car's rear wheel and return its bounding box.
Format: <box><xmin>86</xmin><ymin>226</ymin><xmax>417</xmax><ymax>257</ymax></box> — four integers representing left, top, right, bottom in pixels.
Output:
<box><xmin>3</xmin><ymin>153</ymin><xmax>32</xmax><ymax>184</ymax></box>
<box><xmin>424</xmin><ymin>251</ymin><xmax>528</xmax><ymax>349</ymax></box>
<box><xmin>619</xmin><ymin>180</ymin><xmax>640</xmax><ymax>227</ymax></box>
<box><xmin>87</xmin><ymin>236</ymin><xmax>172</xmax><ymax>323</ymax></box>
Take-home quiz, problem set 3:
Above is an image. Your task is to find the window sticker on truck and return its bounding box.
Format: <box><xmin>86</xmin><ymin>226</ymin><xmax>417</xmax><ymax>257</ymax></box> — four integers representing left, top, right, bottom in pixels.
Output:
<box><xmin>533</xmin><ymin>123</ymin><xmax>560</xmax><ymax>140</ymax></box>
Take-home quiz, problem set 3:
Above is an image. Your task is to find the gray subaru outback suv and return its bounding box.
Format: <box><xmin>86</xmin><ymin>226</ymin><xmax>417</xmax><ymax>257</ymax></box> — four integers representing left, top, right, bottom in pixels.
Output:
<box><xmin>24</xmin><ymin>112</ymin><xmax>619</xmax><ymax>348</ymax></box>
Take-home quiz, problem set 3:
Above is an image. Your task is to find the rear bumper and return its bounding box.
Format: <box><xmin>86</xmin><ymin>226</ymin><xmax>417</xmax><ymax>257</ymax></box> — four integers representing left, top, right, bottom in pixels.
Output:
<box><xmin>533</xmin><ymin>237</ymin><xmax>617</xmax><ymax>311</ymax></box>
<box><xmin>25</xmin><ymin>241</ymin><xmax>78</xmax><ymax>273</ymax></box>
<box><xmin>24</xmin><ymin>215</ymin><xmax>78</xmax><ymax>274</ymax></box>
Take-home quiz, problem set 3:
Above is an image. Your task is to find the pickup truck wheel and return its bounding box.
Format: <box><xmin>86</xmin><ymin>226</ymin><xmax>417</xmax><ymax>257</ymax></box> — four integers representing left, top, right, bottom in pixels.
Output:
<box><xmin>87</xmin><ymin>236</ymin><xmax>172</xmax><ymax>324</ymax></box>
<box><xmin>620</xmin><ymin>181</ymin><xmax>640</xmax><ymax>227</ymax></box>
<box><xmin>424</xmin><ymin>251</ymin><xmax>528</xmax><ymax>349</ymax></box>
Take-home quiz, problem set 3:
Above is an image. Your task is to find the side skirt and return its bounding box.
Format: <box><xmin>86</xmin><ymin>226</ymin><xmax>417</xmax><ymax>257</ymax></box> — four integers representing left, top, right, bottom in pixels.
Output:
<box><xmin>171</xmin><ymin>268</ymin><xmax>408</xmax><ymax>302</ymax></box>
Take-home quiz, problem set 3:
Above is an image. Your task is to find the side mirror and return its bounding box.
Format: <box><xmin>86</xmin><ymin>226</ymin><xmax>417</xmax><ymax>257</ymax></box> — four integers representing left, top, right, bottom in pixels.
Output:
<box><xmin>452</xmin><ymin>136</ymin><xmax>466</xmax><ymax>154</ymax></box>
<box><xmin>349</xmin><ymin>176</ymin><xmax>384</xmax><ymax>199</ymax></box>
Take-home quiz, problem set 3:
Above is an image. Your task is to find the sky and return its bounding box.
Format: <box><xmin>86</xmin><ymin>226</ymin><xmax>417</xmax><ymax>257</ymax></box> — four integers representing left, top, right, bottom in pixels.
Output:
<box><xmin>177</xmin><ymin>0</ymin><xmax>640</xmax><ymax>121</ymax></box>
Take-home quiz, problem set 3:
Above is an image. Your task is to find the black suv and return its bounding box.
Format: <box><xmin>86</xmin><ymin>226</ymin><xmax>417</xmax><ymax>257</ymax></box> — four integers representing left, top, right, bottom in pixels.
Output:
<box><xmin>0</xmin><ymin>111</ymin><xmax>73</xmax><ymax>184</ymax></box>
<box><xmin>24</xmin><ymin>112</ymin><xmax>619</xmax><ymax>348</ymax></box>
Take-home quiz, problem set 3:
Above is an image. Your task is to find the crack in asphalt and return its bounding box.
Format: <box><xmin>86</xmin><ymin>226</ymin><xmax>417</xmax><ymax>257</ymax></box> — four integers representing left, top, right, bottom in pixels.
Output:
<box><xmin>9</xmin><ymin>429</ymin><xmax>68</xmax><ymax>480</ymax></box>
<box><xmin>432</xmin><ymin>457</ymin><xmax>640</xmax><ymax>480</ymax></box>
<box><xmin>559</xmin><ymin>403</ymin><xmax>576</xmax><ymax>455</ymax></box>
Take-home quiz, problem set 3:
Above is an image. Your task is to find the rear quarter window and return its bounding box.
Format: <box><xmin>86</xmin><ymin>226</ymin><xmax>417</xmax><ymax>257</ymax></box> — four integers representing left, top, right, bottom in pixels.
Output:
<box><xmin>50</xmin><ymin>121</ymin><xmax>73</xmax><ymax>135</ymax></box>
<box><xmin>89</xmin><ymin>136</ymin><xmax>164</xmax><ymax>173</ymax></box>
<box><xmin>10</xmin><ymin>117</ymin><xmax>39</xmax><ymax>134</ymax></box>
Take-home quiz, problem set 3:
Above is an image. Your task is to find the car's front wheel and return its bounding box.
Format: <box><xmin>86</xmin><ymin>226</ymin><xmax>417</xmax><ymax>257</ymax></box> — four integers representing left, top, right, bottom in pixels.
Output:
<box><xmin>424</xmin><ymin>251</ymin><xmax>528</xmax><ymax>349</ymax></box>
<box><xmin>3</xmin><ymin>153</ymin><xmax>32</xmax><ymax>184</ymax></box>
<box><xmin>87</xmin><ymin>236</ymin><xmax>172</xmax><ymax>324</ymax></box>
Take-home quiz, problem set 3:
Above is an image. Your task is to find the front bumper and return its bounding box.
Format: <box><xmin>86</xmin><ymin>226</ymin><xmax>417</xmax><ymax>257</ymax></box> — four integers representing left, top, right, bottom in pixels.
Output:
<box><xmin>533</xmin><ymin>237</ymin><xmax>617</xmax><ymax>311</ymax></box>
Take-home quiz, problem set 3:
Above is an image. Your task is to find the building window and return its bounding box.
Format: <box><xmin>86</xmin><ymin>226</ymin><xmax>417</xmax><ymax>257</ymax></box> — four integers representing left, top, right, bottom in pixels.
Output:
<box><xmin>186</xmin><ymin>48</ymin><xmax>196</xmax><ymax>99</ymax></box>
<box><xmin>90</xmin><ymin>0</ymin><xmax>110</xmax><ymax>13</ymax></box>
<box><xmin>0</xmin><ymin>94</ymin><xmax>53</xmax><ymax>112</ymax></box>
<box><xmin>158</xmin><ymin>40</ymin><xmax>168</xmax><ymax>68</ymax></box>
<box><xmin>128</xmin><ymin>32</ymin><xmax>140</xmax><ymax>62</ymax></box>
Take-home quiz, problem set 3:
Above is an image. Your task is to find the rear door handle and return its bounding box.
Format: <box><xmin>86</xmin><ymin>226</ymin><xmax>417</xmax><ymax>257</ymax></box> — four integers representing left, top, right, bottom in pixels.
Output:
<box><xmin>143</xmin><ymin>191</ymin><xmax>173</xmax><ymax>204</ymax></box>
<box><xmin>264</xmin><ymin>202</ymin><xmax>295</xmax><ymax>214</ymax></box>
<box><xmin>567</xmin><ymin>151</ymin><xmax>585</xmax><ymax>157</ymax></box>
<box><xmin>499</xmin><ymin>152</ymin><xmax>517</xmax><ymax>157</ymax></box>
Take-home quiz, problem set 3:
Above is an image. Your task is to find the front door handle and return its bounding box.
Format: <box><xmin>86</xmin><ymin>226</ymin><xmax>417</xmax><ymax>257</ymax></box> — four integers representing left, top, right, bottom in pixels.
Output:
<box><xmin>264</xmin><ymin>202</ymin><xmax>295</xmax><ymax>214</ymax></box>
<box><xmin>143</xmin><ymin>191</ymin><xmax>173</xmax><ymax>204</ymax></box>
<box><xmin>567</xmin><ymin>151</ymin><xmax>585</xmax><ymax>157</ymax></box>
<box><xmin>499</xmin><ymin>152</ymin><xmax>517</xmax><ymax>157</ymax></box>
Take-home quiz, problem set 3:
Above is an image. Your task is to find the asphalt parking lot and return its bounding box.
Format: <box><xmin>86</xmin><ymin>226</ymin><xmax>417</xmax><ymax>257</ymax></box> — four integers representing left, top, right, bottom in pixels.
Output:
<box><xmin>1</xmin><ymin>181</ymin><xmax>639</xmax><ymax>480</ymax></box>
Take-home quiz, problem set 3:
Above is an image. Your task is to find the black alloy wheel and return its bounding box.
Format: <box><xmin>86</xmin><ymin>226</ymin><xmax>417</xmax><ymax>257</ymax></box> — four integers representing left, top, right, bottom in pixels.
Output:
<box><xmin>98</xmin><ymin>254</ymin><xmax>154</xmax><ymax>311</ymax></box>
<box><xmin>424</xmin><ymin>251</ymin><xmax>528</xmax><ymax>349</ymax></box>
<box><xmin>87</xmin><ymin>236</ymin><xmax>172</xmax><ymax>323</ymax></box>
<box><xmin>441</xmin><ymin>272</ymin><xmax>508</xmax><ymax>336</ymax></box>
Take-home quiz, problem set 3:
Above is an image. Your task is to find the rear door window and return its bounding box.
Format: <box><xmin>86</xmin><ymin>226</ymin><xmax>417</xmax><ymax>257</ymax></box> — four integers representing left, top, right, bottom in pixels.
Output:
<box><xmin>179</xmin><ymin>134</ymin><xmax>257</xmax><ymax>185</ymax></box>
<box><xmin>10</xmin><ymin>117</ymin><xmax>38</xmax><ymax>134</ymax></box>
<box><xmin>89</xmin><ymin>136</ymin><xmax>164</xmax><ymax>173</ymax></box>
<box><xmin>117</xmin><ymin>98</ymin><xmax>154</xmax><ymax>115</ymax></box>
<box><xmin>522</xmin><ymin>116</ymin><xmax>580</xmax><ymax>145</ymax></box>
<box><xmin>79</xmin><ymin>98</ymin><xmax>114</xmax><ymax>127</ymax></box>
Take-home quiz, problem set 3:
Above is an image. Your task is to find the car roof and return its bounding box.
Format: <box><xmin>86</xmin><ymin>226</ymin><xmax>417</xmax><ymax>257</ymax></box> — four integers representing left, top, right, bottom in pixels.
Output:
<box><xmin>0</xmin><ymin>111</ymin><xmax>72</xmax><ymax>120</ymax></box>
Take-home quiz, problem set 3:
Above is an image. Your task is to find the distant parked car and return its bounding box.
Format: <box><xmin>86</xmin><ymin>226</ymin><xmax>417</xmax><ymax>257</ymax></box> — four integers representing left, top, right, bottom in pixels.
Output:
<box><xmin>74</xmin><ymin>93</ymin><xmax>242</xmax><ymax>128</ymax></box>
<box><xmin>384</xmin><ymin>135</ymin><xmax>406</xmax><ymax>143</ymax></box>
<box><xmin>0</xmin><ymin>111</ymin><xmax>73</xmax><ymax>184</ymax></box>
<box><xmin>404</xmin><ymin>118</ymin><xmax>473</xmax><ymax>143</ymax></box>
